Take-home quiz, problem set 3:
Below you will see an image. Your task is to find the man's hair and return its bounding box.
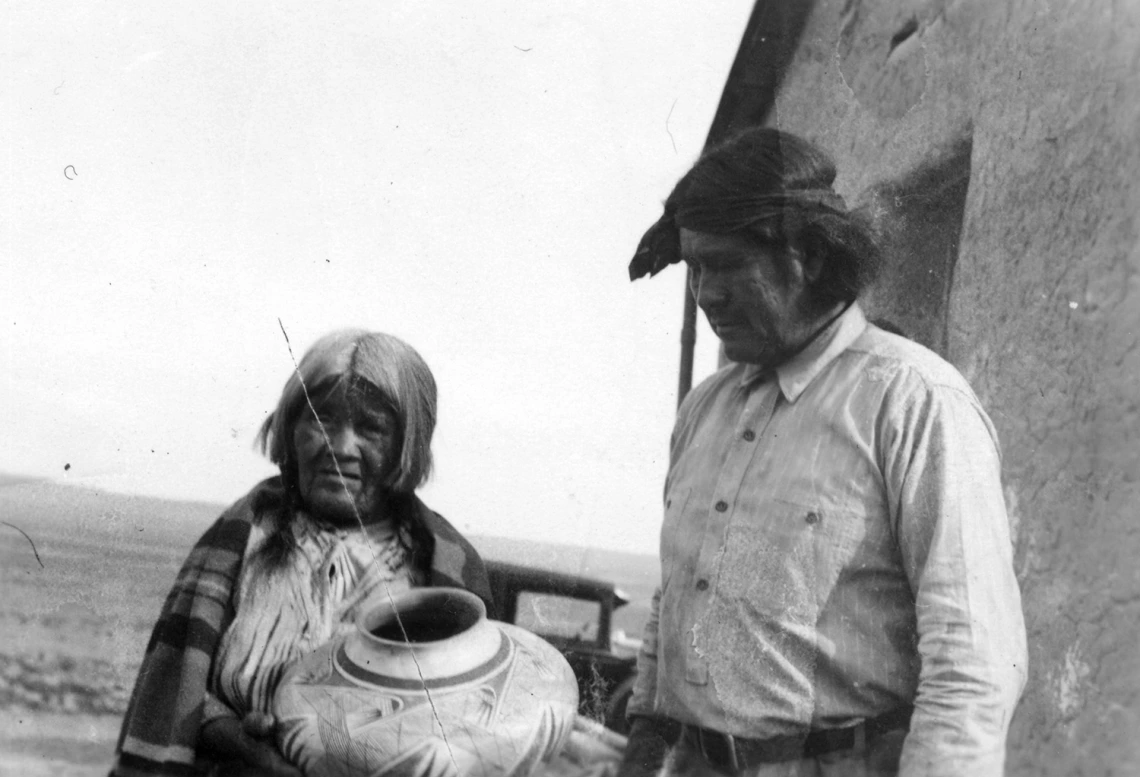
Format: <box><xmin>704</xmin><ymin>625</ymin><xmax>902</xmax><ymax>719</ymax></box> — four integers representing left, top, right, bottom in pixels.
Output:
<box><xmin>631</xmin><ymin>127</ymin><xmax>881</xmax><ymax>309</ymax></box>
<box><xmin>256</xmin><ymin>329</ymin><xmax>437</xmax><ymax>496</ymax></box>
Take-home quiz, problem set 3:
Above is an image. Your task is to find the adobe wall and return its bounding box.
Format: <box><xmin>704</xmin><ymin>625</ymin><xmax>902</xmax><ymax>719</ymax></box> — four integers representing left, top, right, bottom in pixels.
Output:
<box><xmin>767</xmin><ymin>1</ymin><xmax>1140</xmax><ymax>773</ymax></box>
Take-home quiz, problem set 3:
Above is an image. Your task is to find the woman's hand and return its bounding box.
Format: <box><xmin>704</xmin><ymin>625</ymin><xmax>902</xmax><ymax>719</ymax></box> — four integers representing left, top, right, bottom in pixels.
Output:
<box><xmin>200</xmin><ymin>712</ymin><xmax>304</xmax><ymax>777</ymax></box>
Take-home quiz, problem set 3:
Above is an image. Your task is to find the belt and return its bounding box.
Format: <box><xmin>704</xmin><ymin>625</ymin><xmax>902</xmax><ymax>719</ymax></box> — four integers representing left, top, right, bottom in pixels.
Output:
<box><xmin>682</xmin><ymin>706</ymin><xmax>913</xmax><ymax>772</ymax></box>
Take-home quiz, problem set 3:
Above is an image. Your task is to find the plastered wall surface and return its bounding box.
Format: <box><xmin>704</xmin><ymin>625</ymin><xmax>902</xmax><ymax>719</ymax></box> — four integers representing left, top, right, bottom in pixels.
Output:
<box><xmin>767</xmin><ymin>1</ymin><xmax>1140</xmax><ymax>773</ymax></box>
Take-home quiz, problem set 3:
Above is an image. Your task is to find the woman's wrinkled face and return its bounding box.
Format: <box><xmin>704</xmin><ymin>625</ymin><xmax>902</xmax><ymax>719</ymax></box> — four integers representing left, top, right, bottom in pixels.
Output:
<box><xmin>291</xmin><ymin>378</ymin><xmax>401</xmax><ymax>526</ymax></box>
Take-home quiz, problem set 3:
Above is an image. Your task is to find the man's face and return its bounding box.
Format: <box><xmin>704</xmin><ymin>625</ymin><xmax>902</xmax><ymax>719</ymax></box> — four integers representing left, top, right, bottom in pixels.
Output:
<box><xmin>291</xmin><ymin>381</ymin><xmax>401</xmax><ymax>526</ymax></box>
<box><xmin>681</xmin><ymin>228</ymin><xmax>812</xmax><ymax>368</ymax></box>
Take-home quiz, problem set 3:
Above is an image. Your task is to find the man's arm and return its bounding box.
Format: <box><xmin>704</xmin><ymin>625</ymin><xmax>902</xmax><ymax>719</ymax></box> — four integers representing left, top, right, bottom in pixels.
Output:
<box><xmin>618</xmin><ymin>588</ymin><xmax>679</xmax><ymax>777</ymax></box>
<box><xmin>885</xmin><ymin>384</ymin><xmax>1028</xmax><ymax>777</ymax></box>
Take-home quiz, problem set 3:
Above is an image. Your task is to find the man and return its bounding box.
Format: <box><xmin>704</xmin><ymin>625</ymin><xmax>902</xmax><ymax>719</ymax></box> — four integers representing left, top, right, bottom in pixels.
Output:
<box><xmin>619</xmin><ymin>128</ymin><xmax>1026</xmax><ymax>776</ymax></box>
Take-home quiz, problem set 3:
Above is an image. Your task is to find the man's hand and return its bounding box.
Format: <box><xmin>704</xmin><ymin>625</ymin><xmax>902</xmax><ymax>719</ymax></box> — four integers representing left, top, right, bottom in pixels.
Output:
<box><xmin>200</xmin><ymin>712</ymin><xmax>304</xmax><ymax>777</ymax></box>
<box><xmin>617</xmin><ymin>716</ymin><xmax>680</xmax><ymax>777</ymax></box>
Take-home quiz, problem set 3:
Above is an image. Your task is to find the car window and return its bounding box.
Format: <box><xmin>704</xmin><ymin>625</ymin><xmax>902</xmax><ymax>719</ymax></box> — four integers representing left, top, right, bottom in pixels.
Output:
<box><xmin>516</xmin><ymin>592</ymin><xmax>601</xmax><ymax>644</ymax></box>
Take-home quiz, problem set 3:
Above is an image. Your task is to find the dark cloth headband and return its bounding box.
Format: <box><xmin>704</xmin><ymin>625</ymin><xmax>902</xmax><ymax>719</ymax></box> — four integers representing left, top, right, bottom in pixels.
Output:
<box><xmin>628</xmin><ymin>188</ymin><xmax>847</xmax><ymax>280</ymax></box>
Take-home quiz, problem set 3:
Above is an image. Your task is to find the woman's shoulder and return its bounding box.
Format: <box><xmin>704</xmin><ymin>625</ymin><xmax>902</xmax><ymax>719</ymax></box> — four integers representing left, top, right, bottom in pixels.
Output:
<box><xmin>189</xmin><ymin>478</ymin><xmax>286</xmax><ymax>556</ymax></box>
<box><xmin>405</xmin><ymin>496</ymin><xmax>495</xmax><ymax>608</ymax></box>
<box><xmin>410</xmin><ymin>499</ymin><xmax>469</xmax><ymax>545</ymax></box>
<box><xmin>210</xmin><ymin>477</ymin><xmax>294</xmax><ymax>534</ymax></box>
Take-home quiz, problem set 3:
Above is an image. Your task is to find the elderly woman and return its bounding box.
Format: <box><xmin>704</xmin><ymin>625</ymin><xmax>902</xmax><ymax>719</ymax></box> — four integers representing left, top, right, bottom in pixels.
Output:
<box><xmin>111</xmin><ymin>330</ymin><xmax>492</xmax><ymax>777</ymax></box>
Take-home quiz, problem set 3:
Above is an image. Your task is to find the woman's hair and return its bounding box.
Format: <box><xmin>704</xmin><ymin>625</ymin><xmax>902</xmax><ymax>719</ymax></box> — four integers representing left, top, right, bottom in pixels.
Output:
<box><xmin>256</xmin><ymin>329</ymin><xmax>437</xmax><ymax>496</ymax></box>
<box><xmin>630</xmin><ymin>127</ymin><xmax>882</xmax><ymax>310</ymax></box>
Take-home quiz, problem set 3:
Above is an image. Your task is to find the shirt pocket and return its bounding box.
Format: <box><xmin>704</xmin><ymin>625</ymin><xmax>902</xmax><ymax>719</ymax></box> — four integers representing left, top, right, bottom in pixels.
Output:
<box><xmin>714</xmin><ymin>498</ymin><xmax>863</xmax><ymax>623</ymax></box>
<box><xmin>660</xmin><ymin>486</ymin><xmax>692</xmax><ymax>589</ymax></box>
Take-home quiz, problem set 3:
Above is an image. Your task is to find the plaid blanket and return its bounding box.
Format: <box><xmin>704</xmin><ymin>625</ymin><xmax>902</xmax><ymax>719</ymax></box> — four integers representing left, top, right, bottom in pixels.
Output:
<box><xmin>110</xmin><ymin>477</ymin><xmax>492</xmax><ymax>776</ymax></box>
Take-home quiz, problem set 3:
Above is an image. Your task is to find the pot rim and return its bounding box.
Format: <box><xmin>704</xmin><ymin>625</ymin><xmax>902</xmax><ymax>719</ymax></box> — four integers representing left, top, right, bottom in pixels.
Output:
<box><xmin>356</xmin><ymin>586</ymin><xmax>488</xmax><ymax>647</ymax></box>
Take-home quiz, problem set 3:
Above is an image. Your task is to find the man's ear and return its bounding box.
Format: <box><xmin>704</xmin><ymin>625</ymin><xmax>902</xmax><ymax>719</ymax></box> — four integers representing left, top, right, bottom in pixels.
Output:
<box><xmin>784</xmin><ymin>242</ymin><xmax>824</xmax><ymax>287</ymax></box>
<box><xmin>801</xmin><ymin>249</ymin><xmax>825</xmax><ymax>284</ymax></box>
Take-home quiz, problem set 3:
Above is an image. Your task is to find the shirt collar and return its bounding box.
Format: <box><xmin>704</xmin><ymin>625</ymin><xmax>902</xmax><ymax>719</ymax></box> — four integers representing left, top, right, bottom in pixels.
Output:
<box><xmin>739</xmin><ymin>302</ymin><xmax>868</xmax><ymax>403</ymax></box>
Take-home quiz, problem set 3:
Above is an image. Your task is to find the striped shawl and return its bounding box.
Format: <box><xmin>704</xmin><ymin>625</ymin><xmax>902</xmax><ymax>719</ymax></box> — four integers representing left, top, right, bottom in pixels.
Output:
<box><xmin>110</xmin><ymin>477</ymin><xmax>492</xmax><ymax>776</ymax></box>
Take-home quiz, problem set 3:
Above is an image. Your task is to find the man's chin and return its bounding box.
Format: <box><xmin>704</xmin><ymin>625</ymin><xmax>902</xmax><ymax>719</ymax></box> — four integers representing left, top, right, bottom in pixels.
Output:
<box><xmin>721</xmin><ymin>342</ymin><xmax>766</xmax><ymax>365</ymax></box>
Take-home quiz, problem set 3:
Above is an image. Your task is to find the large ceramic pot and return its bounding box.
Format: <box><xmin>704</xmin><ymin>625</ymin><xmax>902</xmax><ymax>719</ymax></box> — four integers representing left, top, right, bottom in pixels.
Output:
<box><xmin>273</xmin><ymin>587</ymin><xmax>579</xmax><ymax>777</ymax></box>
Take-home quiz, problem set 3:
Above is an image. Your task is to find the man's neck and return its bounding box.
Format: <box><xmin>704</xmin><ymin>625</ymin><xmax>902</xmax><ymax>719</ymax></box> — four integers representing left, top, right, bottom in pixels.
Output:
<box><xmin>768</xmin><ymin>301</ymin><xmax>850</xmax><ymax>372</ymax></box>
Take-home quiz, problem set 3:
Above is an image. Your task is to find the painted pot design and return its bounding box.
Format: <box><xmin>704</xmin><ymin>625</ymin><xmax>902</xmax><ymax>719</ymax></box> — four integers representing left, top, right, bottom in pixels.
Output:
<box><xmin>273</xmin><ymin>587</ymin><xmax>579</xmax><ymax>777</ymax></box>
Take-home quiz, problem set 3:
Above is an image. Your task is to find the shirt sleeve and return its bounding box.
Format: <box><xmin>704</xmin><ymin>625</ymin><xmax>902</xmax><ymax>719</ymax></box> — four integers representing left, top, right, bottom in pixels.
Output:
<box><xmin>625</xmin><ymin>586</ymin><xmax>662</xmax><ymax>720</ymax></box>
<box><xmin>884</xmin><ymin>381</ymin><xmax>1028</xmax><ymax>777</ymax></box>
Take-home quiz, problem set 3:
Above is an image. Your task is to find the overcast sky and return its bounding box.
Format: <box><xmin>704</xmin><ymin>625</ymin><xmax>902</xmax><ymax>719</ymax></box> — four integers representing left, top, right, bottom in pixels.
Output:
<box><xmin>2</xmin><ymin>1</ymin><xmax>751</xmax><ymax>555</ymax></box>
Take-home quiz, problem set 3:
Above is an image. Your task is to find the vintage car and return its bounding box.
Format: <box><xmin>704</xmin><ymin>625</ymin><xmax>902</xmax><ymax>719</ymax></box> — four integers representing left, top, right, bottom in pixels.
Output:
<box><xmin>485</xmin><ymin>560</ymin><xmax>640</xmax><ymax>734</ymax></box>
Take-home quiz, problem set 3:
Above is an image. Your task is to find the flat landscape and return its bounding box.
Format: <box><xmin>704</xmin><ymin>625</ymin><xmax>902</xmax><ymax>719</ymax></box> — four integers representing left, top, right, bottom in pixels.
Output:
<box><xmin>0</xmin><ymin>477</ymin><xmax>658</xmax><ymax>775</ymax></box>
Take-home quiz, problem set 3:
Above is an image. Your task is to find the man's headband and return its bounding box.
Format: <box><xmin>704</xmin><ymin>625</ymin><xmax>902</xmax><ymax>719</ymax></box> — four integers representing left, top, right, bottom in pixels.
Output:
<box><xmin>628</xmin><ymin>188</ymin><xmax>847</xmax><ymax>280</ymax></box>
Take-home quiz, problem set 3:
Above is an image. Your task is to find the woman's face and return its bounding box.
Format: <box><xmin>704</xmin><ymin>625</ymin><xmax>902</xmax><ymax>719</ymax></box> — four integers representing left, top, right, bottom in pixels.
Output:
<box><xmin>291</xmin><ymin>379</ymin><xmax>401</xmax><ymax>526</ymax></box>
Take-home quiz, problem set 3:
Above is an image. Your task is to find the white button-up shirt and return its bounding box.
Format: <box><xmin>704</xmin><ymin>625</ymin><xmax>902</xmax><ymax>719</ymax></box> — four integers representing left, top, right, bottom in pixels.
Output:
<box><xmin>629</xmin><ymin>304</ymin><xmax>1027</xmax><ymax>776</ymax></box>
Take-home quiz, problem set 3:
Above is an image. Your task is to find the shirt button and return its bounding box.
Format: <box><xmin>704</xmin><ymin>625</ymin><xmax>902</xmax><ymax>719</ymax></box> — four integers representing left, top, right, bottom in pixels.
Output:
<box><xmin>715</xmin><ymin>500</ymin><xmax>728</xmax><ymax>512</ymax></box>
<box><xmin>805</xmin><ymin>511</ymin><xmax>820</xmax><ymax>525</ymax></box>
<box><xmin>742</xmin><ymin>429</ymin><xmax>755</xmax><ymax>441</ymax></box>
<box><xmin>695</xmin><ymin>579</ymin><xmax>709</xmax><ymax>591</ymax></box>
